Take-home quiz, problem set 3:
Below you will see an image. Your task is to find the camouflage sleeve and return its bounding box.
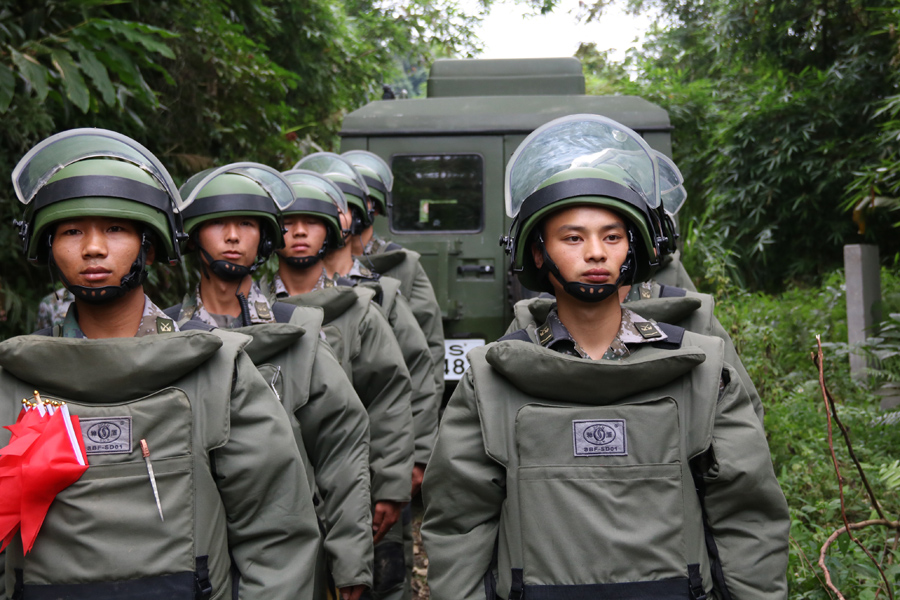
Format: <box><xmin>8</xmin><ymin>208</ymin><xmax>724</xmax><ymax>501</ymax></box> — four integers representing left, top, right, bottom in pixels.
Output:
<box><xmin>354</xmin><ymin>305</ymin><xmax>414</xmax><ymax>502</ymax></box>
<box><xmin>383</xmin><ymin>293</ymin><xmax>440</xmax><ymax>465</ymax></box>
<box><xmin>701</xmin><ymin>363</ymin><xmax>789</xmax><ymax>599</ymax></box>
<box><xmin>408</xmin><ymin>261</ymin><xmax>446</xmax><ymax>397</ymax></box>
<box><xmin>299</xmin><ymin>340</ymin><xmax>374</xmax><ymax>589</ymax></box>
<box><xmin>421</xmin><ymin>369</ymin><xmax>505</xmax><ymax>600</ymax></box>
<box><xmin>215</xmin><ymin>351</ymin><xmax>321</xmax><ymax>600</ymax></box>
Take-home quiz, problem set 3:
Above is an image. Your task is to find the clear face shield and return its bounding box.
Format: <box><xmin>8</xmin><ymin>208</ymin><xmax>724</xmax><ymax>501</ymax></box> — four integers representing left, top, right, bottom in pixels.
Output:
<box><xmin>179</xmin><ymin>163</ymin><xmax>296</xmax><ymax>212</ymax></box>
<box><xmin>292</xmin><ymin>152</ymin><xmax>370</xmax><ymax>197</ymax></box>
<box><xmin>281</xmin><ymin>169</ymin><xmax>350</xmax><ymax>215</ymax></box>
<box><xmin>653</xmin><ymin>151</ymin><xmax>687</xmax><ymax>216</ymax></box>
<box><xmin>12</xmin><ymin>128</ymin><xmax>184</xmax><ymax>211</ymax></box>
<box><xmin>341</xmin><ymin>150</ymin><xmax>394</xmax><ymax>192</ymax></box>
<box><xmin>504</xmin><ymin>114</ymin><xmax>661</xmax><ymax>221</ymax></box>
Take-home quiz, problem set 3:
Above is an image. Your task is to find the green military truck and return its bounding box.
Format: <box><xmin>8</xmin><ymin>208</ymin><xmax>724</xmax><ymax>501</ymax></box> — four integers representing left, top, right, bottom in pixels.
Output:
<box><xmin>339</xmin><ymin>57</ymin><xmax>673</xmax><ymax>387</ymax></box>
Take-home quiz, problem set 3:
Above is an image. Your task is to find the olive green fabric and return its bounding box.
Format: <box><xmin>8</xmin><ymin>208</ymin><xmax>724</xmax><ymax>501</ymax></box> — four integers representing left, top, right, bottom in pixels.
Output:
<box><xmin>0</xmin><ymin>330</ymin><xmax>320</xmax><ymax>600</ymax></box>
<box><xmin>359</xmin><ymin>248</ymin><xmax>445</xmax><ymax>397</ymax></box>
<box><xmin>229</xmin><ymin>306</ymin><xmax>373</xmax><ymax>590</ymax></box>
<box><xmin>421</xmin><ymin>333</ymin><xmax>789</xmax><ymax>600</ymax></box>
<box><xmin>359</xmin><ymin>276</ymin><xmax>440</xmax><ymax>465</ymax></box>
<box><xmin>654</xmin><ymin>250</ymin><xmax>697</xmax><ymax>292</ymax></box>
<box><xmin>275</xmin><ymin>285</ymin><xmax>414</xmax><ymax>503</ymax></box>
<box><xmin>509</xmin><ymin>291</ymin><xmax>765</xmax><ymax>426</ymax></box>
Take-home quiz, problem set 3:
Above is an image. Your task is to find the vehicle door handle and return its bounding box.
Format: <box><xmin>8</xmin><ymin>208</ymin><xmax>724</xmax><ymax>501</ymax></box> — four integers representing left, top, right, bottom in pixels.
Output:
<box><xmin>457</xmin><ymin>265</ymin><xmax>494</xmax><ymax>274</ymax></box>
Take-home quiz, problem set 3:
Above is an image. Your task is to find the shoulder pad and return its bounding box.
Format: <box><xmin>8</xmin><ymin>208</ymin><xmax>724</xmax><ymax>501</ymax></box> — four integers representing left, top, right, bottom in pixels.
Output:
<box><xmin>650</xmin><ymin>322</ymin><xmax>685</xmax><ymax>349</ymax></box>
<box><xmin>31</xmin><ymin>327</ymin><xmax>53</xmax><ymax>336</ymax></box>
<box><xmin>659</xmin><ymin>285</ymin><xmax>688</xmax><ymax>298</ymax></box>
<box><xmin>334</xmin><ymin>276</ymin><xmax>357</xmax><ymax>287</ymax></box>
<box><xmin>163</xmin><ymin>303</ymin><xmax>183</xmax><ymax>320</ymax></box>
<box><xmin>385</xmin><ymin>242</ymin><xmax>403</xmax><ymax>252</ymax></box>
<box><xmin>271</xmin><ymin>301</ymin><xmax>297</xmax><ymax>324</ymax></box>
<box><xmin>497</xmin><ymin>329</ymin><xmax>532</xmax><ymax>343</ymax></box>
<box><xmin>179</xmin><ymin>319</ymin><xmax>216</xmax><ymax>332</ymax></box>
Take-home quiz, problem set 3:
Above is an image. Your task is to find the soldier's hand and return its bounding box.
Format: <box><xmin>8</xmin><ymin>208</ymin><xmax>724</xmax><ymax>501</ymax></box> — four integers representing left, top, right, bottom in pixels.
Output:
<box><xmin>372</xmin><ymin>500</ymin><xmax>404</xmax><ymax>543</ymax></box>
<box><xmin>338</xmin><ymin>584</ymin><xmax>366</xmax><ymax>600</ymax></box>
<box><xmin>411</xmin><ymin>463</ymin><xmax>426</xmax><ymax>497</ymax></box>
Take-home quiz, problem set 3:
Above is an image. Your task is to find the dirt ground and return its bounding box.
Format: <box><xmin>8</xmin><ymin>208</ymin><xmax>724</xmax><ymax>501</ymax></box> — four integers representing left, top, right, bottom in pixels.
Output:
<box><xmin>411</xmin><ymin>499</ymin><xmax>430</xmax><ymax>600</ymax></box>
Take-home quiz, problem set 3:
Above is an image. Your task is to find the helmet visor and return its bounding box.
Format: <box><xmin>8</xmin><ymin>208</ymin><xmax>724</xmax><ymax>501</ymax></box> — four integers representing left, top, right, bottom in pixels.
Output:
<box><xmin>12</xmin><ymin>128</ymin><xmax>184</xmax><ymax>211</ymax></box>
<box><xmin>293</xmin><ymin>152</ymin><xmax>370</xmax><ymax>196</ymax></box>
<box><xmin>282</xmin><ymin>169</ymin><xmax>349</xmax><ymax>214</ymax></box>
<box><xmin>180</xmin><ymin>162</ymin><xmax>295</xmax><ymax>211</ymax></box>
<box><xmin>505</xmin><ymin>114</ymin><xmax>660</xmax><ymax>218</ymax></box>
<box><xmin>342</xmin><ymin>150</ymin><xmax>394</xmax><ymax>191</ymax></box>
<box><xmin>654</xmin><ymin>151</ymin><xmax>688</xmax><ymax>215</ymax></box>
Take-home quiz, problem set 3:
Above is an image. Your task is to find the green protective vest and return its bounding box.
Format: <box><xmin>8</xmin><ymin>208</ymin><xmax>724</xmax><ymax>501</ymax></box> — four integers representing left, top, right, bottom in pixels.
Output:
<box><xmin>474</xmin><ymin>334</ymin><xmax>719</xmax><ymax>598</ymax></box>
<box><xmin>231</xmin><ymin>305</ymin><xmax>373</xmax><ymax>590</ymax></box>
<box><xmin>277</xmin><ymin>286</ymin><xmax>414</xmax><ymax>503</ymax></box>
<box><xmin>360</xmin><ymin>249</ymin><xmax>445</xmax><ymax>395</ymax></box>
<box><xmin>422</xmin><ymin>329</ymin><xmax>790</xmax><ymax>600</ymax></box>
<box><xmin>0</xmin><ymin>330</ymin><xmax>319</xmax><ymax>600</ymax></box>
<box><xmin>510</xmin><ymin>293</ymin><xmax>765</xmax><ymax>427</ymax></box>
<box><xmin>359</xmin><ymin>276</ymin><xmax>440</xmax><ymax>465</ymax></box>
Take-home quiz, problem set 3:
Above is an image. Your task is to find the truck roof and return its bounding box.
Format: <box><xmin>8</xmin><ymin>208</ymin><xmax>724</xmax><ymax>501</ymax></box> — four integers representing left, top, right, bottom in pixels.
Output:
<box><xmin>426</xmin><ymin>57</ymin><xmax>585</xmax><ymax>97</ymax></box>
<box><xmin>339</xmin><ymin>94</ymin><xmax>672</xmax><ymax>138</ymax></box>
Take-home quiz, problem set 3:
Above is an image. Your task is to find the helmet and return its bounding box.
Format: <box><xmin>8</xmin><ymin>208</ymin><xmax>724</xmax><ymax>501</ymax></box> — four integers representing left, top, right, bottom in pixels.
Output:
<box><xmin>179</xmin><ymin>163</ymin><xmax>294</xmax><ymax>280</ymax></box>
<box><xmin>341</xmin><ymin>150</ymin><xmax>394</xmax><ymax>214</ymax></box>
<box><xmin>503</xmin><ymin>114</ymin><xmax>670</xmax><ymax>299</ymax></box>
<box><xmin>293</xmin><ymin>152</ymin><xmax>373</xmax><ymax>233</ymax></box>
<box><xmin>279</xmin><ymin>169</ymin><xmax>348</xmax><ymax>268</ymax></box>
<box><xmin>12</xmin><ymin>128</ymin><xmax>184</xmax><ymax>303</ymax></box>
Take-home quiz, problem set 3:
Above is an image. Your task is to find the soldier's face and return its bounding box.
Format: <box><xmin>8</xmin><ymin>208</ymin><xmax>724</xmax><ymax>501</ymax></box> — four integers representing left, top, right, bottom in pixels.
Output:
<box><xmin>197</xmin><ymin>216</ymin><xmax>260</xmax><ymax>267</ymax></box>
<box><xmin>51</xmin><ymin>217</ymin><xmax>152</xmax><ymax>288</ymax></box>
<box><xmin>279</xmin><ymin>214</ymin><xmax>328</xmax><ymax>258</ymax></box>
<box><xmin>533</xmin><ymin>205</ymin><xmax>629</xmax><ymax>295</ymax></box>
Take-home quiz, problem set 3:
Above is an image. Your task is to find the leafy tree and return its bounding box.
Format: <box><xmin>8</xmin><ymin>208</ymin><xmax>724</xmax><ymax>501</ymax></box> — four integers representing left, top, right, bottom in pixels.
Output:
<box><xmin>585</xmin><ymin>0</ymin><xmax>900</xmax><ymax>289</ymax></box>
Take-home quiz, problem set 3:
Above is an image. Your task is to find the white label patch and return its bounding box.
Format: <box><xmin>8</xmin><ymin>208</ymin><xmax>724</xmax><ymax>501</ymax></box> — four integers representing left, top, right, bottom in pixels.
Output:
<box><xmin>573</xmin><ymin>419</ymin><xmax>627</xmax><ymax>456</ymax></box>
<box><xmin>79</xmin><ymin>417</ymin><xmax>132</xmax><ymax>455</ymax></box>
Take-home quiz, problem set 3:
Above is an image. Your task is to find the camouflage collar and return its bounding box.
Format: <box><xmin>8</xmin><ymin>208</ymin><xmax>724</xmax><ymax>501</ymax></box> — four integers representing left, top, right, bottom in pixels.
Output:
<box><xmin>363</xmin><ymin>232</ymin><xmax>392</xmax><ymax>255</ymax></box>
<box><xmin>58</xmin><ymin>295</ymin><xmax>178</xmax><ymax>338</ymax></box>
<box><xmin>270</xmin><ymin>267</ymin><xmax>334</xmax><ymax>299</ymax></box>
<box><xmin>339</xmin><ymin>257</ymin><xmax>379</xmax><ymax>283</ymax></box>
<box><xmin>183</xmin><ymin>280</ymin><xmax>277</xmax><ymax>328</ymax></box>
<box><xmin>536</xmin><ymin>306</ymin><xmax>667</xmax><ymax>361</ymax></box>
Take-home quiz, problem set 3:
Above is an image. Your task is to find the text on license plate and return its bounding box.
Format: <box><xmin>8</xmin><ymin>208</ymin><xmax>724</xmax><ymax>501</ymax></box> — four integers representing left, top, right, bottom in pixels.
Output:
<box><xmin>443</xmin><ymin>339</ymin><xmax>485</xmax><ymax>380</ymax></box>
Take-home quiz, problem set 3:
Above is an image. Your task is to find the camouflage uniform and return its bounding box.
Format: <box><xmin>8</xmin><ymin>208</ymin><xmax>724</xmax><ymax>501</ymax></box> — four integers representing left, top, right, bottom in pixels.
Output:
<box><xmin>54</xmin><ymin>295</ymin><xmax>177</xmax><ymax>338</ymax></box>
<box><xmin>270</xmin><ymin>268</ymin><xmax>334</xmax><ymax>296</ymax></box>
<box><xmin>535</xmin><ymin>307</ymin><xmax>669</xmax><ymax>360</ymax></box>
<box><xmin>363</xmin><ymin>232</ymin><xmax>395</xmax><ymax>256</ymax></box>
<box><xmin>36</xmin><ymin>288</ymin><xmax>74</xmax><ymax>330</ymax></box>
<box><xmin>179</xmin><ymin>281</ymin><xmax>277</xmax><ymax>328</ymax></box>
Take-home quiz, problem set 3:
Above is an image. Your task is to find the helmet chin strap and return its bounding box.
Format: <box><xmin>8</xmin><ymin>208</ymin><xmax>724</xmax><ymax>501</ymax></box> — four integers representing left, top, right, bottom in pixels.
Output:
<box><xmin>280</xmin><ymin>238</ymin><xmax>328</xmax><ymax>270</ymax></box>
<box><xmin>538</xmin><ymin>228</ymin><xmax>637</xmax><ymax>303</ymax></box>
<box><xmin>192</xmin><ymin>232</ymin><xmax>263</xmax><ymax>282</ymax></box>
<box><xmin>49</xmin><ymin>231</ymin><xmax>151</xmax><ymax>305</ymax></box>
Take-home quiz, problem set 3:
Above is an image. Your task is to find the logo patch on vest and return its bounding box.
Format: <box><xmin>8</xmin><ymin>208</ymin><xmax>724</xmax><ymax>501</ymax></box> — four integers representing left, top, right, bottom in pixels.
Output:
<box><xmin>255</xmin><ymin>302</ymin><xmax>272</xmax><ymax>320</ymax></box>
<box><xmin>79</xmin><ymin>417</ymin><xmax>132</xmax><ymax>455</ymax></box>
<box><xmin>573</xmin><ymin>419</ymin><xmax>627</xmax><ymax>456</ymax></box>
<box><xmin>537</xmin><ymin>324</ymin><xmax>553</xmax><ymax>346</ymax></box>
<box><xmin>156</xmin><ymin>317</ymin><xmax>174</xmax><ymax>333</ymax></box>
<box><xmin>635</xmin><ymin>322</ymin><xmax>663</xmax><ymax>339</ymax></box>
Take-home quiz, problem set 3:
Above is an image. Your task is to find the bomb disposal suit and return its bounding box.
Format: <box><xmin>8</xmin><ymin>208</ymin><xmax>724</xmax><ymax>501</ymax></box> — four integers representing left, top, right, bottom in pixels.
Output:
<box><xmin>166</xmin><ymin>164</ymin><xmax>373</xmax><ymax>595</ymax></box>
<box><xmin>421</xmin><ymin>116</ymin><xmax>789</xmax><ymax>600</ymax></box>
<box><xmin>1</xmin><ymin>130</ymin><xmax>319</xmax><ymax>599</ymax></box>
<box><xmin>267</xmin><ymin>163</ymin><xmax>415</xmax><ymax>599</ymax></box>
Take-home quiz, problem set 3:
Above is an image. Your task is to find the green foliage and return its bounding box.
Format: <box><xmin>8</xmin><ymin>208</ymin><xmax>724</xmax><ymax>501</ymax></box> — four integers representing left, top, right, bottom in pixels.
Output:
<box><xmin>596</xmin><ymin>0</ymin><xmax>900</xmax><ymax>289</ymax></box>
<box><xmin>0</xmin><ymin>0</ymin><xmax>481</xmax><ymax>338</ymax></box>
<box><xmin>716</xmin><ymin>266</ymin><xmax>900</xmax><ymax>595</ymax></box>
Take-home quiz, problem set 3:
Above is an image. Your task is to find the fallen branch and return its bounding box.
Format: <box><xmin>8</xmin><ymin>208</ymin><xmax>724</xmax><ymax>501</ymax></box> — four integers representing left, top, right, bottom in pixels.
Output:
<box><xmin>815</xmin><ymin>336</ymin><xmax>895</xmax><ymax>599</ymax></box>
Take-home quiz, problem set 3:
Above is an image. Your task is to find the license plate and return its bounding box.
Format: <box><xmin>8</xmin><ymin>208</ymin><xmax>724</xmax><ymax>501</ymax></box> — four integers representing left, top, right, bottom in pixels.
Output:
<box><xmin>443</xmin><ymin>339</ymin><xmax>485</xmax><ymax>381</ymax></box>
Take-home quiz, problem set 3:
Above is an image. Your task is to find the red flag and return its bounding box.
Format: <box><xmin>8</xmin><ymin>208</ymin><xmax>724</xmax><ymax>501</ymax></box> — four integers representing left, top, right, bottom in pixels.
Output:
<box><xmin>18</xmin><ymin>410</ymin><xmax>88</xmax><ymax>553</ymax></box>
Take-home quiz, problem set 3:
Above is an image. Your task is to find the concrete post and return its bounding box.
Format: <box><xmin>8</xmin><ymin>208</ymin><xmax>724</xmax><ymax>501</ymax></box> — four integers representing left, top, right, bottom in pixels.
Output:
<box><xmin>844</xmin><ymin>244</ymin><xmax>882</xmax><ymax>379</ymax></box>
